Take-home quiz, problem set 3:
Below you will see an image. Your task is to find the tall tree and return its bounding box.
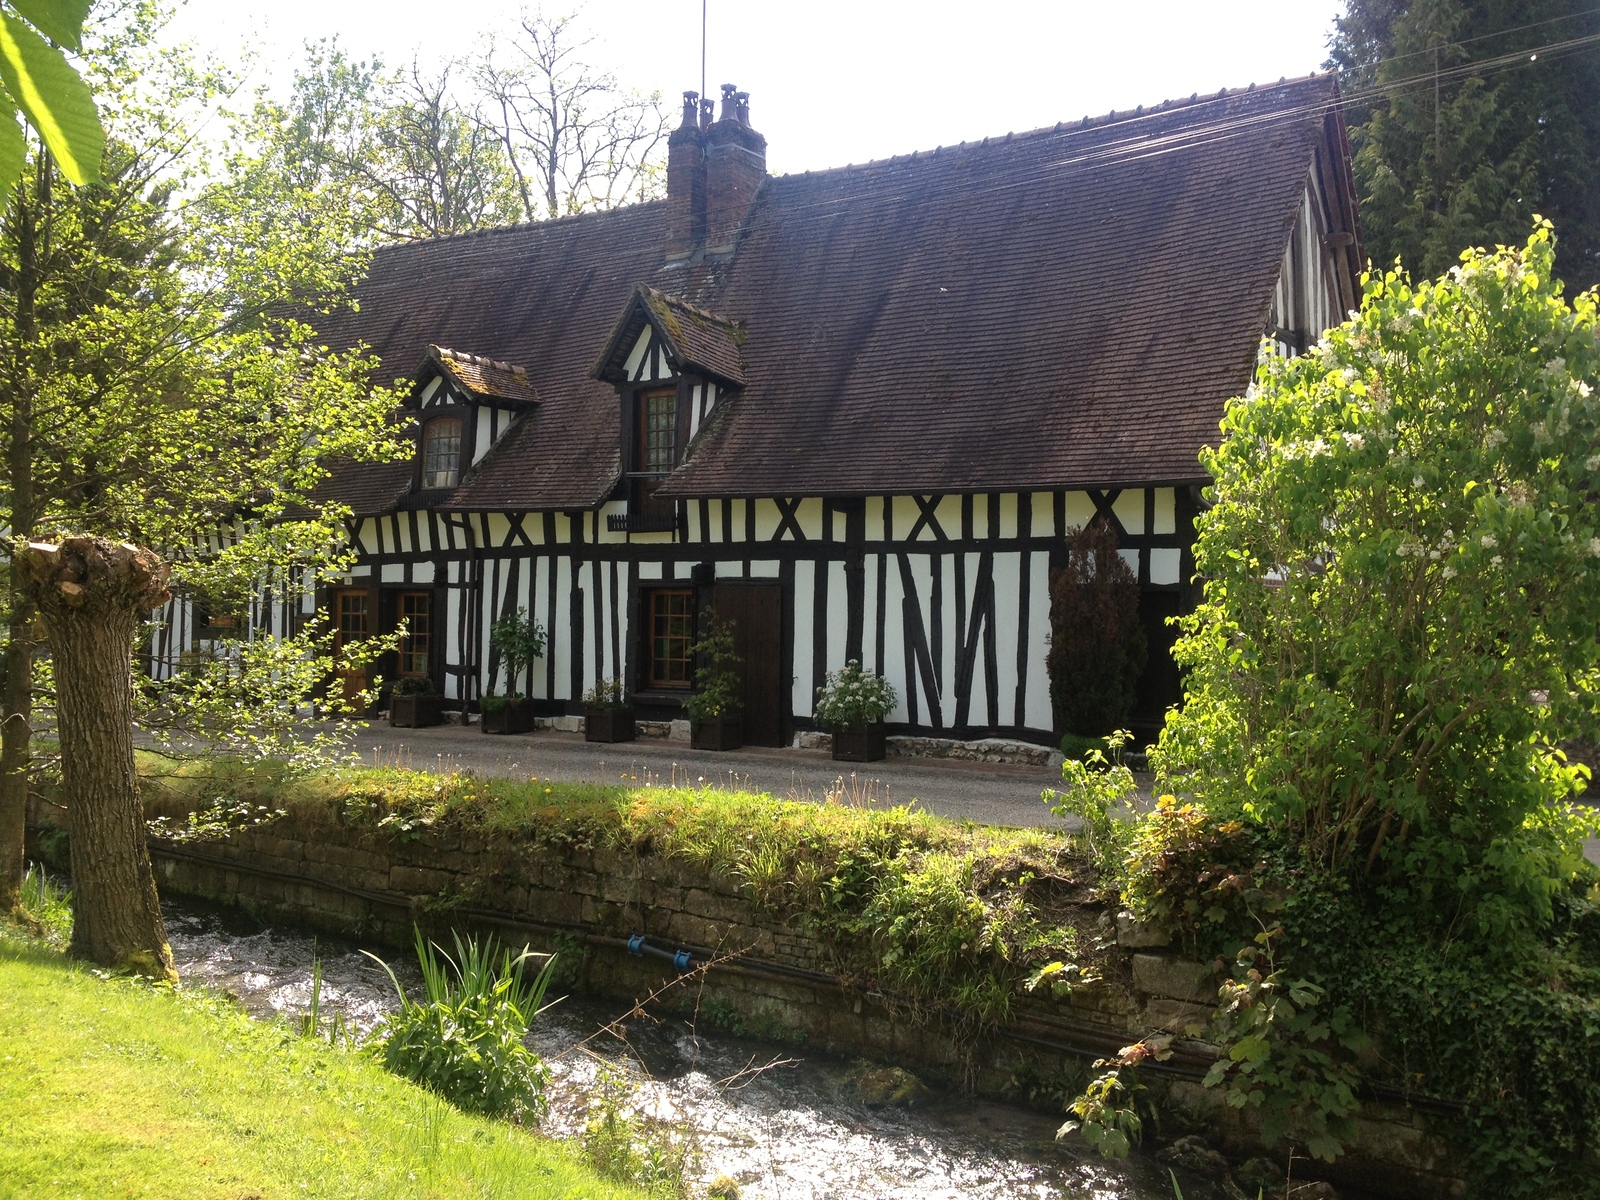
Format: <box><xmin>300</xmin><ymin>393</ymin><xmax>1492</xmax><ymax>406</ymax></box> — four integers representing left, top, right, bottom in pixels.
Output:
<box><xmin>240</xmin><ymin>41</ymin><xmax>523</xmax><ymax>244</ymax></box>
<box><xmin>470</xmin><ymin>9</ymin><xmax>669</xmax><ymax>220</ymax></box>
<box><xmin>0</xmin><ymin>9</ymin><xmax>402</xmax><ymax>917</ymax></box>
<box><xmin>1331</xmin><ymin>0</ymin><xmax>1600</xmax><ymax>292</ymax></box>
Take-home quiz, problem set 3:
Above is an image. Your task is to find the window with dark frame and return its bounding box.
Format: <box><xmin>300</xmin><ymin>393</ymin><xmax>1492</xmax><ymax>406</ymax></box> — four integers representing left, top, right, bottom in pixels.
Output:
<box><xmin>422</xmin><ymin>415</ymin><xmax>463</xmax><ymax>488</ymax></box>
<box><xmin>397</xmin><ymin>591</ymin><xmax>431</xmax><ymax>677</ymax></box>
<box><xmin>647</xmin><ymin>589</ymin><xmax>694</xmax><ymax>688</ymax></box>
<box><xmin>637</xmin><ymin>388</ymin><xmax>678</xmax><ymax>475</ymax></box>
<box><xmin>335</xmin><ymin>591</ymin><xmax>369</xmax><ymax>650</ymax></box>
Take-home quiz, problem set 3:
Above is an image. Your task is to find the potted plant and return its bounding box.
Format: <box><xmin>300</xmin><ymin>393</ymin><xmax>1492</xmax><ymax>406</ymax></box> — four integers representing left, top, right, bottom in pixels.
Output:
<box><xmin>389</xmin><ymin>675</ymin><xmax>444</xmax><ymax>728</ymax></box>
<box><xmin>583</xmin><ymin>677</ymin><xmax>635</xmax><ymax>743</ymax></box>
<box><xmin>481</xmin><ymin>607</ymin><xmax>545</xmax><ymax>735</ymax></box>
<box><xmin>815</xmin><ymin>660</ymin><xmax>897</xmax><ymax>762</ymax></box>
<box><xmin>684</xmin><ymin>612</ymin><xmax>743</xmax><ymax>751</ymax></box>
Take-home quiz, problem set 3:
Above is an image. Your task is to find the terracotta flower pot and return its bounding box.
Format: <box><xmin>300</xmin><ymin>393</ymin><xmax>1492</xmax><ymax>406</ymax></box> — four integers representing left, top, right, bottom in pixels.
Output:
<box><xmin>584</xmin><ymin>708</ymin><xmax>635</xmax><ymax>743</ymax></box>
<box><xmin>831</xmin><ymin>724</ymin><xmax>886</xmax><ymax>762</ymax></box>
<box><xmin>389</xmin><ymin>693</ymin><xmax>444</xmax><ymax>728</ymax></box>
<box><xmin>691</xmin><ymin>715</ymin><xmax>742</xmax><ymax>751</ymax></box>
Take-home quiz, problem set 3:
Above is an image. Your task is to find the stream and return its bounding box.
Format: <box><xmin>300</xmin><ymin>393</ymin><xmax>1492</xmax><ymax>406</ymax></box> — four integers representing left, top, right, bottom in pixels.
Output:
<box><xmin>164</xmin><ymin>897</ymin><xmax>1191</xmax><ymax>1200</ymax></box>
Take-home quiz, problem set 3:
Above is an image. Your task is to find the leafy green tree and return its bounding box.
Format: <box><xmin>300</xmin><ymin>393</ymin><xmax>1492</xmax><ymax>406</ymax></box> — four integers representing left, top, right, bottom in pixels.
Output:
<box><xmin>236</xmin><ymin>40</ymin><xmax>523</xmax><ymax>244</ymax></box>
<box><xmin>0</xmin><ymin>9</ymin><xmax>403</xmax><ymax>920</ymax></box>
<box><xmin>1154</xmin><ymin>222</ymin><xmax>1599</xmax><ymax>920</ymax></box>
<box><xmin>1331</xmin><ymin>0</ymin><xmax>1600</xmax><ymax>292</ymax></box>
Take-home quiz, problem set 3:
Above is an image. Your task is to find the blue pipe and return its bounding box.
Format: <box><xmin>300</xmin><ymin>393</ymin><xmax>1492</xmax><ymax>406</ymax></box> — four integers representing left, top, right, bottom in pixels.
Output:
<box><xmin>627</xmin><ymin>932</ymin><xmax>694</xmax><ymax>973</ymax></box>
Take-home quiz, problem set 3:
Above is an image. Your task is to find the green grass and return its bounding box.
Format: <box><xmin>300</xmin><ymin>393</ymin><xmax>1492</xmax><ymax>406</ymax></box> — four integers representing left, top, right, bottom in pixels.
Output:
<box><xmin>0</xmin><ymin>931</ymin><xmax>640</xmax><ymax>1200</ymax></box>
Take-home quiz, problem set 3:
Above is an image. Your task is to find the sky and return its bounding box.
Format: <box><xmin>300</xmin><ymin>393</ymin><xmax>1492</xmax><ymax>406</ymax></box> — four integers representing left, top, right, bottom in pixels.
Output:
<box><xmin>164</xmin><ymin>1</ymin><xmax>1346</xmax><ymax>176</ymax></box>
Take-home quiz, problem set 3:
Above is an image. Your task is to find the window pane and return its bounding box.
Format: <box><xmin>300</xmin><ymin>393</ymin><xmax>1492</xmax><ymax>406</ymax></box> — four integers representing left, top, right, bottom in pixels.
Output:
<box><xmin>399</xmin><ymin>592</ymin><xmax>430</xmax><ymax>676</ymax></box>
<box><xmin>648</xmin><ymin>590</ymin><xmax>694</xmax><ymax>687</ymax></box>
<box><xmin>337</xmin><ymin>592</ymin><xmax>368</xmax><ymax>641</ymax></box>
<box><xmin>641</xmin><ymin>392</ymin><xmax>677</xmax><ymax>475</ymax></box>
<box><xmin>423</xmin><ymin>417</ymin><xmax>462</xmax><ymax>488</ymax></box>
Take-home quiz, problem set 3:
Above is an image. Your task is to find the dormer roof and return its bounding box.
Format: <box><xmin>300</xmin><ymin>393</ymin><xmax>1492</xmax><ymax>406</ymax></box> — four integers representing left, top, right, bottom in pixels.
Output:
<box><xmin>414</xmin><ymin>344</ymin><xmax>540</xmax><ymax>407</ymax></box>
<box><xmin>593</xmin><ymin>285</ymin><xmax>747</xmax><ymax>388</ymax></box>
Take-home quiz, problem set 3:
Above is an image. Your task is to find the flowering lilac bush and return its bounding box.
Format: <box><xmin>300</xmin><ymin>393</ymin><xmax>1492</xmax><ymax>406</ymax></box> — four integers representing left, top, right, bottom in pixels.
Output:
<box><xmin>1154</xmin><ymin>221</ymin><xmax>1600</xmax><ymax>911</ymax></box>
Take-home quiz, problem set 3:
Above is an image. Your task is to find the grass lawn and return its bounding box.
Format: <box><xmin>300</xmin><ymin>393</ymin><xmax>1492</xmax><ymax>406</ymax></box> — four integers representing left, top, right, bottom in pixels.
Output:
<box><xmin>0</xmin><ymin>932</ymin><xmax>639</xmax><ymax>1200</ymax></box>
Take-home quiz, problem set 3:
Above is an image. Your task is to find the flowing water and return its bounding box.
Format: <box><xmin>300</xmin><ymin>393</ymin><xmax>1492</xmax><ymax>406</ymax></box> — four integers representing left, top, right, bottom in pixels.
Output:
<box><xmin>164</xmin><ymin>898</ymin><xmax>1186</xmax><ymax>1200</ymax></box>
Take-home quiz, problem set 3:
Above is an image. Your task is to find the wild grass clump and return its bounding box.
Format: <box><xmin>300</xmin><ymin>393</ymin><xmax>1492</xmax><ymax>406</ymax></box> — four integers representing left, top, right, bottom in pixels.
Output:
<box><xmin>580</xmin><ymin>1065</ymin><xmax>699</xmax><ymax>1200</ymax></box>
<box><xmin>368</xmin><ymin>929</ymin><xmax>557</xmax><ymax>1123</ymax></box>
<box><xmin>13</xmin><ymin>862</ymin><xmax>72</xmax><ymax>943</ymax></box>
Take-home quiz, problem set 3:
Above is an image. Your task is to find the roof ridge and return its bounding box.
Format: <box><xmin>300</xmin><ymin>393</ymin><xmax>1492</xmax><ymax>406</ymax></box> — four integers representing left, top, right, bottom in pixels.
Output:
<box><xmin>373</xmin><ymin>197</ymin><xmax>667</xmax><ymax>257</ymax></box>
<box><xmin>431</xmin><ymin>344</ymin><xmax>530</xmax><ymax>379</ymax></box>
<box><xmin>637</xmin><ymin>283</ymin><xmax>743</xmax><ymax>329</ymax></box>
<box><xmin>783</xmin><ymin>70</ymin><xmax>1338</xmax><ymax>181</ymax></box>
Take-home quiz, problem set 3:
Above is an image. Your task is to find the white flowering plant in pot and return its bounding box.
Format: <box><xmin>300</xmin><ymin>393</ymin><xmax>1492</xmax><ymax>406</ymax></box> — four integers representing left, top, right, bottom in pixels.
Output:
<box><xmin>813</xmin><ymin>660</ymin><xmax>897</xmax><ymax>732</ymax></box>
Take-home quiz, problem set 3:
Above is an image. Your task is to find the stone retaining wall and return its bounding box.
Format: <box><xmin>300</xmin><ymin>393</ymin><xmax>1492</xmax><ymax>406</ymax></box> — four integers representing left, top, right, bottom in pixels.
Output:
<box><xmin>42</xmin><ymin>801</ymin><xmax>1463</xmax><ymax>1199</ymax></box>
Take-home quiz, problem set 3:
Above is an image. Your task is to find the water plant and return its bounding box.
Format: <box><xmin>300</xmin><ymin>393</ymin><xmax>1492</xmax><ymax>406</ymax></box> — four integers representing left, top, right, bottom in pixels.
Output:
<box><xmin>580</xmin><ymin>1064</ymin><xmax>699</xmax><ymax>1199</ymax></box>
<box><xmin>367</xmin><ymin>928</ymin><xmax>557</xmax><ymax>1122</ymax></box>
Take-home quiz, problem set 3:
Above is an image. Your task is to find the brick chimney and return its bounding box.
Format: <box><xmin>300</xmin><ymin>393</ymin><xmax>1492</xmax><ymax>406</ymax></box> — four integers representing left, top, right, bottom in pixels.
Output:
<box><xmin>665</xmin><ymin>91</ymin><xmax>706</xmax><ymax>261</ymax></box>
<box><xmin>704</xmin><ymin>83</ymin><xmax>767</xmax><ymax>256</ymax></box>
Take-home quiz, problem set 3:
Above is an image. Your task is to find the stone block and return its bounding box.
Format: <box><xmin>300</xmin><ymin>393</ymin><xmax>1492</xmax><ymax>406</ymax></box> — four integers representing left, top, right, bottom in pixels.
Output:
<box><xmin>389</xmin><ymin>864</ymin><xmax>454</xmax><ymax>896</ymax></box>
<box><xmin>1143</xmin><ymin>997</ymin><xmax>1212</xmax><ymax>1034</ymax></box>
<box><xmin>1117</xmin><ymin>910</ymin><xmax>1171</xmax><ymax>948</ymax></box>
<box><xmin>1132</xmin><ymin>954</ymin><xmax>1218</xmax><ymax>1003</ymax></box>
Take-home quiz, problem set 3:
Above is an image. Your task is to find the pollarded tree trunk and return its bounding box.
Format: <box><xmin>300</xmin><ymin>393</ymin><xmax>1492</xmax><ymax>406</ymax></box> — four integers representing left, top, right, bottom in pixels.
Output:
<box><xmin>16</xmin><ymin>537</ymin><xmax>175</xmax><ymax>980</ymax></box>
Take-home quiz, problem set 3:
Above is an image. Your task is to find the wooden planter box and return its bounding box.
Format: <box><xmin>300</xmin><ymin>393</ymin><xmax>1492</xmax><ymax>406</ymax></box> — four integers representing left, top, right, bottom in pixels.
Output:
<box><xmin>389</xmin><ymin>694</ymin><xmax>444</xmax><ymax>728</ymax></box>
<box><xmin>831</xmin><ymin>724</ymin><xmax>887</xmax><ymax>762</ymax></box>
<box><xmin>691</xmin><ymin>716</ymin><xmax>742</xmax><ymax>751</ymax></box>
<box><xmin>480</xmin><ymin>699</ymin><xmax>537</xmax><ymax>735</ymax></box>
<box><xmin>584</xmin><ymin>708</ymin><xmax>635</xmax><ymax>743</ymax></box>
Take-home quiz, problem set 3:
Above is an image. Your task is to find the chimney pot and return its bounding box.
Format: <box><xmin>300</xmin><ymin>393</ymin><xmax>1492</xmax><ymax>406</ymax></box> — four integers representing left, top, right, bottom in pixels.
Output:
<box><xmin>735</xmin><ymin>90</ymin><xmax>750</xmax><ymax>125</ymax></box>
<box><xmin>679</xmin><ymin>90</ymin><xmax>699</xmax><ymax>128</ymax></box>
<box><xmin>720</xmin><ymin>82</ymin><xmax>738</xmax><ymax>121</ymax></box>
<box><xmin>700</xmin><ymin>97</ymin><xmax>714</xmax><ymax>130</ymax></box>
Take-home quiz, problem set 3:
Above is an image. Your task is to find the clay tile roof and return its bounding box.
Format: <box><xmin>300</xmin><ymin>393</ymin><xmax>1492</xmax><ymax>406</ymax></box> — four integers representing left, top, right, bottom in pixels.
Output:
<box><xmin>638</xmin><ymin>286</ymin><xmax>747</xmax><ymax>387</ymax></box>
<box><xmin>429</xmin><ymin>344</ymin><xmax>539</xmax><ymax>405</ymax></box>
<box><xmin>309</xmin><ymin>73</ymin><xmax>1352</xmax><ymax>512</ymax></box>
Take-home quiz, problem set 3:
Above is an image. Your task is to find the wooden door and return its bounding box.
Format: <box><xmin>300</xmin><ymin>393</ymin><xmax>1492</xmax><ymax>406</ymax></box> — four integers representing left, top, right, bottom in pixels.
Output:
<box><xmin>710</xmin><ymin>582</ymin><xmax>784</xmax><ymax>746</ymax></box>
<box><xmin>333</xmin><ymin>589</ymin><xmax>372</xmax><ymax>709</ymax></box>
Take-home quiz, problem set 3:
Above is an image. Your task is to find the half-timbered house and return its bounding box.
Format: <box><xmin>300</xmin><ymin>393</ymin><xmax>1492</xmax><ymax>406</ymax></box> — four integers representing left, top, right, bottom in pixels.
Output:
<box><xmin>156</xmin><ymin>74</ymin><xmax>1363</xmax><ymax>747</ymax></box>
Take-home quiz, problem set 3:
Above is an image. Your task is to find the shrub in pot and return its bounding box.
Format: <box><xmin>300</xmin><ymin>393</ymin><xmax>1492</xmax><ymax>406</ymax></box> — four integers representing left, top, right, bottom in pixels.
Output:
<box><xmin>582</xmin><ymin>677</ymin><xmax>634</xmax><ymax>743</ymax></box>
<box><xmin>481</xmin><ymin>607</ymin><xmax>545</xmax><ymax>735</ymax></box>
<box><xmin>814</xmin><ymin>660</ymin><xmax>897</xmax><ymax>762</ymax></box>
<box><xmin>684</xmin><ymin>613</ymin><xmax>743</xmax><ymax>751</ymax></box>
<box><xmin>389</xmin><ymin>674</ymin><xmax>443</xmax><ymax>728</ymax></box>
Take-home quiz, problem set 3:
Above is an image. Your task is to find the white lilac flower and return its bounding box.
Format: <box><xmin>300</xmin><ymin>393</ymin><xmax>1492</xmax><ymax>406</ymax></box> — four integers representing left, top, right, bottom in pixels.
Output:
<box><xmin>1543</xmin><ymin>357</ymin><xmax>1568</xmax><ymax>379</ymax></box>
<box><xmin>1481</xmin><ymin>534</ymin><xmax>1498</xmax><ymax>549</ymax></box>
<box><xmin>1575</xmin><ymin>380</ymin><xmax>1593</xmax><ymax>399</ymax></box>
<box><xmin>1342</xmin><ymin>432</ymin><xmax>1365</xmax><ymax>450</ymax></box>
<box><xmin>1490</xmin><ymin>555</ymin><xmax>1504</xmax><ymax>567</ymax></box>
<box><xmin>1341</xmin><ymin>368</ymin><xmax>1359</xmax><ymax>384</ymax></box>
<box><xmin>1485</xmin><ymin>428</ymin><xmax>1507</xmax><ymax>448</ymax></box>
<box><xmin>1589</xmin><ymin>537</ymin><xmax>1600</xmax><ymax>557</ymax></box>
<box><xmin>1412</xmin><ymin>474</ymin><xmax>1425</xmax><ymax>489</ymax></box>
<box><xmin>1442</xmin><ymin>566</ymin><xmax>1458</xmax><ymax>579</ymax></box>
<box><xmin>1585</xmin><ymin>453</ymin><xmax>1600</xmax><ymax>472</ymax></box>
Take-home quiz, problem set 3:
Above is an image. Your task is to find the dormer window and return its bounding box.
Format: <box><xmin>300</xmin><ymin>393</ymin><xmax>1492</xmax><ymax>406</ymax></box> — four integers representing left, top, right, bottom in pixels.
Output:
<box><xmin>422</xmin><ymin>416</ymin><xmax>462</xmax><ymax>489</ymax></box>
<box><xmin>639</xmin><ymin>388</ymin><xmax>679</xmax><ymax>475</ymax></box>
